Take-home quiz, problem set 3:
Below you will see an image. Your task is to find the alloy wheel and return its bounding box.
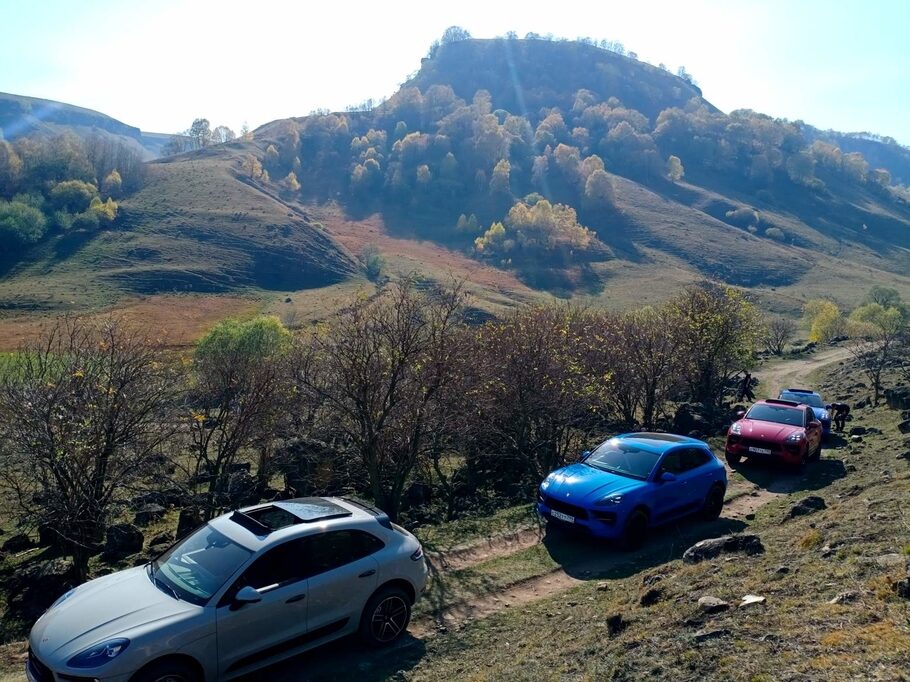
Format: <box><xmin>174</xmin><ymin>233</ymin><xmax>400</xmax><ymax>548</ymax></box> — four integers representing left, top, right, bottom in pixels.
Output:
<box><xmin>371</xmin><ymin>595</ymin><xmax>409</xmax><ymax>643</ymax></box>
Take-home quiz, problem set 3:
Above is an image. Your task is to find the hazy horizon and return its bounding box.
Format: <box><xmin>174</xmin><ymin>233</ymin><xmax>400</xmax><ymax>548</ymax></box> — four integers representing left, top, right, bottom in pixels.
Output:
<box><xmin>1</xmin><ymin>0</ymin><xmax>908</xmax><ymax>145</ymax></box>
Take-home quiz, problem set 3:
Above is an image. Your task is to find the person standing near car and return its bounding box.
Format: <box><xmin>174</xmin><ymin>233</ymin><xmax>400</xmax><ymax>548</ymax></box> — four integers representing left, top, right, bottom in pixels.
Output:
<box><xmin>828</xmin><ymin>402</ymin><xmax>850</xmax><ymax>431</ymax></box>
<box><xmin>738</xmin><ymin>371</ymin><xmax>756</xmax><ymax>402</ymax></box>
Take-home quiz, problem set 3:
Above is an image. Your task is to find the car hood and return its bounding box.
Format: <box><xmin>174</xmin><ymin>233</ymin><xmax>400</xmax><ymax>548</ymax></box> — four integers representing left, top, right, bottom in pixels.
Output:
<box><xmin>811</xmin><ymin>407</ymin><xmax>829</xmax><ymax>420</ymax></box>
<box><xmin>737</xmin><ymin>419</ymin><xmax>802</xmax><ymax>441</ymax></box>
<box><xmin>30</xmin><ymin>566</ymin><xmax>200</xmax><ymax>664</ymax></box>
<box><xmin>542</xmin><ymin>463</ymin><xmax>644</xmax><ymax>504</ymax></box>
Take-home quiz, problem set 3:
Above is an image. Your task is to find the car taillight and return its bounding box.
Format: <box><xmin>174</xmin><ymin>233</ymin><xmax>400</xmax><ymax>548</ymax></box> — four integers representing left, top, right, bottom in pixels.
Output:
<box><xmin>411</xmin><ymin>546</ymin><xmax>424</xmax><ymax>561</ymax></box>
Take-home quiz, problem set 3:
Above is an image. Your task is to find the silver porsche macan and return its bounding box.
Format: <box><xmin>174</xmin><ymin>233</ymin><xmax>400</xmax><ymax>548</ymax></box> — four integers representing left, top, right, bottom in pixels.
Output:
<box><xmin>27</xmin><ymin>497</ymin><xmax>428</xmax><ymax>681</ymax></box>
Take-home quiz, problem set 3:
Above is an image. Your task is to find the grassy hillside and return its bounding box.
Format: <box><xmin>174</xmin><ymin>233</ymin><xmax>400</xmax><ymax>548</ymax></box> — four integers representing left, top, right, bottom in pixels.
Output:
<box><xmin>0</xmin><ymin>91</ymin><xmax>166</xmax><ymax>158</ymax></box>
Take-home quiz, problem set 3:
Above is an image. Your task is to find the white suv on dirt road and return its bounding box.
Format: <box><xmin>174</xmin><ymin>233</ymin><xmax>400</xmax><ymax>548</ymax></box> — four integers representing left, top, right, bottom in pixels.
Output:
<box><xmin>27</xmin><ymin>497</ymin><xmax>427</xmax><ymax>682</ymax></box>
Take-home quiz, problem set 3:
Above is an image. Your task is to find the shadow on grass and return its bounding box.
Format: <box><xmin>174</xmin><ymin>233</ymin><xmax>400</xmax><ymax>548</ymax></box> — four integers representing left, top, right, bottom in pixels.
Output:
<box><xmin>238</xmin><ymin>632</ymin><xmax>426</xmax><ymax>682</ymax></box>
<box><xmin>542</xmin><ymin>516</ymin><xmax>748</xmax><ymax>581</ymax></box>
<box><xmin>731</xmin><ymin>456</ymin><xmax>847</xmax><ymax>494</ymax></box>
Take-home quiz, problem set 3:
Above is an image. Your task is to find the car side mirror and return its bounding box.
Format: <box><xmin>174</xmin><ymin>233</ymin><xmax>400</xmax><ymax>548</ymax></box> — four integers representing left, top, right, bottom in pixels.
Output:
<box><xmin>579</xmin><ymin>450</ymin><xmax>591</xmax><ymax>462</ymax></box>
<box><xmin>735</xmin><ymin>410</ymin><xmax>746</xmax><ymax>419</ymax></box>
<box><xmin>659</xmin><ymin>471</ymin><xmax>677</xmax><ymax>483</ymax></box>
<box><xmin>234</xmin><ymin>586</ymin><xmax>262</xmax><ymax>605</ymax></box>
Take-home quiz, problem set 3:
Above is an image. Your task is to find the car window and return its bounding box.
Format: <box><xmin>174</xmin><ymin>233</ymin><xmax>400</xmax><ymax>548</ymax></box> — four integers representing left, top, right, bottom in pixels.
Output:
<box><xmin>805</xmin><ymin>408</ymin><xmax>814</xmax><ymax>426</ymax></box>
<box><xmin>586</xmin><ymin>439</ymin><xmax>662</xmax><ymax>480</ymax></box>
<box><xmin>241</xmin><ymin>539</ymin><xmax>308</xmax><ymax>592</ymax></box>
<box><xmin>680</xmin><ymin>448</ymin><xmax>711</xmax><ymax>470</ymax></box>
<box><xmin>746</xmin><ymin>404</ymin><xmax>804</xmax><ymax>426</ymax></box>
<box><xmin>660</xmin><ymin>452</ymin><xmax>683</xmax><ymax>474</ymax></box>
<box><xmin>303</xmin><ymin>530</ymin><xmax>385</xmax><ymax>577</ymax></box>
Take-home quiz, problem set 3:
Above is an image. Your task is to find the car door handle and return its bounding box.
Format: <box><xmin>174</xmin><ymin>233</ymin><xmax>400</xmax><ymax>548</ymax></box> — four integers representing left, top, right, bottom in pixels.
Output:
<box><xmin>358</xmin><ymin>569</ymin><xmax>376</xmax><ymax>578</ymax></box>
<box><xmin>285</xmin><ymin>593</ymin><xmax>306</xmax><ymax>604</ymax></box>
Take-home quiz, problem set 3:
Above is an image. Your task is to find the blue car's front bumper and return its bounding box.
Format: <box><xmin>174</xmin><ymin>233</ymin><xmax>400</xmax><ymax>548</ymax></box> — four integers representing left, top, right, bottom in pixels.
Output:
<box><xmin>536</xmin><ymin>495</ymin><xmax>624</xmax><ymax>539</ymax></box>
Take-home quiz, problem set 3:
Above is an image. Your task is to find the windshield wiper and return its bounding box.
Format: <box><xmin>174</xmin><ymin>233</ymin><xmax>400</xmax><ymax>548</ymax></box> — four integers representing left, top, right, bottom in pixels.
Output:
<box><xmin>147</xmin><ymin>564</ymin><xmax>181</xmax><ymax>601</ymax></box>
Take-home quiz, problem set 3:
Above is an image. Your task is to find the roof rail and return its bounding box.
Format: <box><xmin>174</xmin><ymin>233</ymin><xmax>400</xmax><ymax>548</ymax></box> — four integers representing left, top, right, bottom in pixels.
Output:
<box><xmin>342</xmin><ymin>497</ymin><xmax>393</xmax><ymax>530</ymax></box>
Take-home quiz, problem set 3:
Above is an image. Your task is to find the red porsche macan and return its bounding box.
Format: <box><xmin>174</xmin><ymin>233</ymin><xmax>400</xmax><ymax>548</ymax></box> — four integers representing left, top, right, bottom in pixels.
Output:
<box><xmin>725</xmin><ymin>399</ymin><xmax>823</xmax><ymax>469</ymax></box>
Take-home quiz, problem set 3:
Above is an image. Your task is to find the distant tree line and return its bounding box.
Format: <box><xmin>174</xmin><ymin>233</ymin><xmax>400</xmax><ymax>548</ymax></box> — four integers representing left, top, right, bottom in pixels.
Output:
<box><xmin>0</xmin><ymin>132</ymin><xmax>144</xmax><ymax>258</ymax></box>
<box><xmin>162</xmin><ymin>118</ymin><xmax>248</xmax><ymax>156</ymax></box>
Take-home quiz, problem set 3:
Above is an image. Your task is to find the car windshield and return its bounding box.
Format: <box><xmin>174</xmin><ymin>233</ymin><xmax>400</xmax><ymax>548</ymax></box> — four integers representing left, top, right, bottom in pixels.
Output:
<box><xmin>746</xmin><ymin>404</ymin><xmax>804</xmax><ymax>426</ymax></box>
<box><xmin>585</xmin><ymin>440</ymin><xmax>661</xmax><ymax>480</ymax></box>
<box><xmin>151</xmin><ymin>526</ymin><xmax>252</xmax><ymax>606</ymax></box>
<box><xmin>780</xmin><ymin>392</ymin><xmax>824</xmax><ymax>408</ymax></box>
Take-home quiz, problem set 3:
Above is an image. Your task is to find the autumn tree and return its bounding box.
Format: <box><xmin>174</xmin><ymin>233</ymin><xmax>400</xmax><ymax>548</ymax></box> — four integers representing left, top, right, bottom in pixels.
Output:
<box><xmin>211</xmin><ymin>125</ymin><xmax>236</xmax><ymax>144</ymax></box>
<box><xmin>283</xmin><ymin>171</ymin><xmax>301</xmax><ymax>192</ymax></box>
<box><xmin>847</xmin><ymin>303</ymin><xmax>908</xmax><ymax>404</ymax></box>
<box><xmin>242</xmin><ymin>154</ymin><xmax>263</xmax><ymax>179</ymax></box>
<box><xmin>295</xmin><ymin>278</ymin><xmax>466</xmax><ymax>520</ymax></box>
<box><xmin>666</xmin><ymin>155</ymin><xmax>685</xmax><ymax>182</ymax></box>
<box><xmin>803</xmin><ymin>299</ymin><xmax>845</xmax><ymax>344</ymax></box>
<box><xmin>101</xmin><ymin>169</ymin><xmax>122</xmax><ymax>199</ymax></box>
<box><xmin>188</xmin><ymin>118</ymin><xmax>213</xmax><ymax>149</ymax></box>
<box><xmin>761</xmin><ymin>315</ymin><xmax>797</xmax><ymax>355</ymax></box>
<box><xmin>0</xmin><ymin>317</ymin><xmax>177</xmax><ymax>580</ymax></box>
<box><xmin>188</xmin><ymin>317</ymin><xmax>292</xmax><ymax>519</ymax></box>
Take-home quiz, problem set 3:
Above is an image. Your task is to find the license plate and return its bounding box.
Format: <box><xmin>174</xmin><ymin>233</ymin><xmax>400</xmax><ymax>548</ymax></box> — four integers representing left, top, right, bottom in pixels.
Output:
<box><xmin>551</xmin><ymin>510</ymin><xmax>574</xmax><ymax>523</ymax></box>
<box><xmin>748</xmin><ymin>446</ymin><xmax>772</xmax><ymax>455</ymax></box>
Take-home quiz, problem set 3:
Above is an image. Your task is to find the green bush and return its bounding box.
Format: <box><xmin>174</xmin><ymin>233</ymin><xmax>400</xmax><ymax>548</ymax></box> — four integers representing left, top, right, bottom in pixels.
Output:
<box><xmin>0</xmin><ymin>200</ymin><xmax>47</xmax><ymax>245</ymax></box>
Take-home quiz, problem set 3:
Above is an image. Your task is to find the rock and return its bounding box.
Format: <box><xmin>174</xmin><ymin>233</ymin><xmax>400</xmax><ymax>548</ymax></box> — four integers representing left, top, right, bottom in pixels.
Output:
<box><xmin>846</xmin><ymin>464</ymin><xmax>857</xmax><ymax>472</ymax></box>
<box><xmin>596</xmin><ymin>582</ymin><xmax>610</xmax><ymax>592</ymax></box>
<box><xmin>828</xmin><ymin>591</ymin><xmax>861</xmax><ymax>604</ymax></box>
<box><xmin>673</xmin><ymin>403</ymin><xmax>710</xmax><ymax>436</ymax></box>
<box><xmin>854</xmin><ymin>397</ymin><xmax>870</xmax><ymax>409</ymax></box>
<box><xmin>787</xmin><ymin>496</ymin><xmax>826</xmax><ymax>519</ymax></box>
<box><xmin>875</xmin><ymin>553</ymin><xmax>907</xmax><ymax>569</ymax></box>
<box><xmin>698</xmin><ymin>596</ymin><xmax>730</xmax><ymax>614</ymax></box>
<box><xmin>894</xmin><ymin>578</ymin><xmax>910</xmax><ymax>600</ymax></box>
<box><xmin>694</xmin><ymin>628</ymin><xmax>731</xmax><ymax>642</ymax></box>
<box><xmin>148</xmin><ymin>531</ymin><xmax>174</xmax><ymax>548</ymax></box>
<box><xmin>745</xmin><ymin>513</ymin><xmax>756</xmax><ymax>521</ymax></box>
<box><xmin>739</xmin><ymin>594</ymin><xmax>766</xmax><ymax>607</ymax></box>
<box><xmin>639</xmin><ymin>588</ymin><xmax>664</xmax><ymax>606</ymax></box>
<box><xmin>134</xmin><ymin>504</ymin><xmax>167</xmax><ymax>526</ymax></box>
<box><xmin>885</xmin><ymin>387</ymin><xmax>910</xmax><ymax>410</ymax></box>
<box><xmin>5</xmin><ymin>558</ymin><xmax>76</xmax><ymax>621</ymax></box>
<box><xmin>1</xmin><ymin>533</ymin><xmax>33</xmax><ymax>553</ymax></box>
<box><xmin>103</xmin><ymin>523</ymin><xmax>144</xmax><ymax>559</ymax></box>
<box><xmin>176</xmin><ymin>508</ymin><xmax>202</xmax><ymax>540</ymax></box>
<box><xmin>134</xmin><ymin>491</ymin><xmax>168</xmax><ymax>508</ymax></box>
<box><xmin>851</xmin><ymin>435</ymin><xmax>863</xmax><ymax>443</ymax></box>
<box><xmin>683</xmin><ymin>534</ymin><xmax>765</xmax><ymax>564</ymax></box>
<box><xmin>772</xmin><ymin>565</ymin><xmax>791</xmax><ymax>575</ymax></box>
<box><xmin>849</xmin><ymin>426</ymin><xmax>867</xmax><ymax>436</ymax></box>
<box><xmin>899</xmin><ymin>420</ymin><xmax>910</xmax><ymax>435</ymax></box>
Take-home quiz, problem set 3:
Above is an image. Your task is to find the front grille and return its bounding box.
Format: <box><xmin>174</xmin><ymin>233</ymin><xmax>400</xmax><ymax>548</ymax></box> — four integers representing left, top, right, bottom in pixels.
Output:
<box><xmin>542</xmin><ymin>494</ymin><xmax>589</xmax><ymax>519</ymax></box>
<box><xmin>27</xmin><ymin>648</ymin><xmax>53</xmax><ymax>682</ymax></box>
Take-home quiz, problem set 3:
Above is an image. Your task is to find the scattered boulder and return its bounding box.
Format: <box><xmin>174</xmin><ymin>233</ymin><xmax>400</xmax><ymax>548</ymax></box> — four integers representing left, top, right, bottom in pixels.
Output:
<box><xmin>176</xmin><ymin>508</ymin><xmax>202</xmax><ymax>539</ymax></box>
<box><xmin>875</xmin><ymin>553</ymin><xmax>907</xmax><ymax>569</ymax></box>
<box><xmin>894</xmin><ymin>578</ymin><xmax>910</xmax><ymax>600</ymax></box>
<box><xmin>787</xmin><ymin>496</ymin><xmax>826</xmax><ymax>519</ymax></box>
<box><xmin>697</xmin><ymin>596</ymin><xmax>730</xmax><ymax>614</ymax></box>
<box><xmin>104</xmin><ymin>523</ymin><xmax>144</xmax><ymax>559</ymax></box>
<box><xmin>854</xmin><ymin>397</ymin><xmax>870</xmax><ymax>410</ymax></box>
<box><xmin>639</xmin><ymin>587</ymin><xmax>664</xmax><ymax>606</ymax></box>
<box><xmin>739</xmin><ymin>594</ymin><xmax>766</xmax><ymax>607</ymax></box>
<box><xmin>899</xmin><ymin>421</ymin><xmax>910</xmax><ymax>435</ymax></box>
<box><xmin>851</xmin><ymin>435</ymin><xmax>863</xmax><ymax>443</ymax></box>
<box><xmin>885</xmin><ymin>387</ymin><xmax>910</xmax><ymax>410</ymax></box>
<box><xmin>596</xmin><ymin>582</ymin><xmax>610</xmax><ymax>592</ymax></box>
<box><xmin>5</xmin><ymin>558</ymin><xmax>75</xmax><ymax>621</ymax></box>
<box><xmin>148</xmin><ymin>531</ymin><xmax>174</xmax><ymax>548</ymax></box>
<box><xmin>828</xmin><ymin>591</ymin><xmax>861</xmax><ymax>605</ymax></box>
<box><xmin>772</xmin><ymin>565</ymin><xmax>791</xmax><ymax>575</ymax></box>
<box><xmin>682</xmin><ymin>534</ymin><xmax>765</xmax><ymax>564</ymax></box>
<box><xmin>849</xmin><ymin>426</ymin><xmax>867</xmax><ymax>436</ymax></box>
<box><xmin>2</xmin><ymin>533</ymin><xmax>33</xmax><ymax>553</ymax></box>
<box><xmin>134</xmin><ymin>504</ymin><xmax>167</xmax><ymax>526</ymax></box>
<box><xmin>673</xmin><ymin>403</ymin><xmax>710</xmax><ymax>436</ymax></box>
<box><xmin>694</xmin><ymin>628</ymin><xmax>731</xmax><ymax>642</ymax></box>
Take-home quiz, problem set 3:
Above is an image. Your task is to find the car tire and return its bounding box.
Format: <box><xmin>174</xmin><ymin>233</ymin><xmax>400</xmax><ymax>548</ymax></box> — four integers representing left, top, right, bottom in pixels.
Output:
<box><xmin>131</xmin><ymin>659</ymin><xmax>199</xmax><ymax>682</ymax></box>
<box><xmin>622</xmin><ymin>510</ymin><xmax>649</xmax><ymax>550</ymax></box>
<box><xmin>701</xmin><ymin>484</ymin><xmax>725</xmax><ymax>520</ymax></box>
<box><xmin>726</xmin><ymin>452</ymin><xmax>741</xmax><ymax>467</ymax></box>
<box><xmin>810</xmin><ymin>440</ymin><xmax>822</xmax><ymax>461</ymax></box>
<box><xmin>360</xmin><ymin>586</ymin><xmax>412</xmax><ymax>647</ymax></box>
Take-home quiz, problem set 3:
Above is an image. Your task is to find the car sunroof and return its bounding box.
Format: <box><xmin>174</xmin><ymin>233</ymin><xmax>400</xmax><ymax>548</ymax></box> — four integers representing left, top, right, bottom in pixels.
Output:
<box><xmin>275</xmin><ymin>498</ymin><xmax>353</xmax><ymax>523</ymax></box>
<box><xmin>231</xmin><ymin>498</ymin><xmax>353</xmax><ymax>535</ymax></box>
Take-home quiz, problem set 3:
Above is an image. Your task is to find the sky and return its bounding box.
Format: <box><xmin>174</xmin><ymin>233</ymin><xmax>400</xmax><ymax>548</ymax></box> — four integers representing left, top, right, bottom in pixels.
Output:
<box><xmin>1</xmin><ymin>0</ymin><xmax>908</xmax><ymax>144</ymax></box>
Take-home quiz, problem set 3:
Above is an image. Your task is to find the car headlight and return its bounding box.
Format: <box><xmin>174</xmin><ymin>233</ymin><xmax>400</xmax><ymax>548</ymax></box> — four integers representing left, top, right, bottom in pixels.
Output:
<box><xmin>786</xmin><ymin>432</ymin><xmax>805</xmax><ymax>443</ymax></box>
<box><xmin>67</xmin><ymin>638</ymin><xmax>130</xmax><ymax>669</ymax></box>
<box><xmin>597</xmin><ymin>494</ymin><xmax>624</xmax><ymax>506</ymax></box>
<box><xmin>730</xmin><ymin>422</ymin><xmax>742</xmax><ymax>436</ymax></box>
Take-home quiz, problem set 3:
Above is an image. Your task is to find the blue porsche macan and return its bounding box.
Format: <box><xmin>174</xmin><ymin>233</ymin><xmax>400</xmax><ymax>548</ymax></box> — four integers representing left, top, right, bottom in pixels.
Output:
<box><xmin>777</xmin><ymin>388</ymin><xmax>832</xmax><ymax>437</ymax></box>
<box><xmin>537</xmin><ymin>433</ymin><xmax>727</xmax><ymax>547</ymax></box>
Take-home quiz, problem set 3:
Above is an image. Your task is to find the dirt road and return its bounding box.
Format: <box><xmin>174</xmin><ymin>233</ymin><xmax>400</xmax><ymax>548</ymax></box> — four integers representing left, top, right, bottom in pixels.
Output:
<box><xmin>755</xmin><ymin>345</ymin><xmax>851</xmax><ymax>397</ymax></box>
